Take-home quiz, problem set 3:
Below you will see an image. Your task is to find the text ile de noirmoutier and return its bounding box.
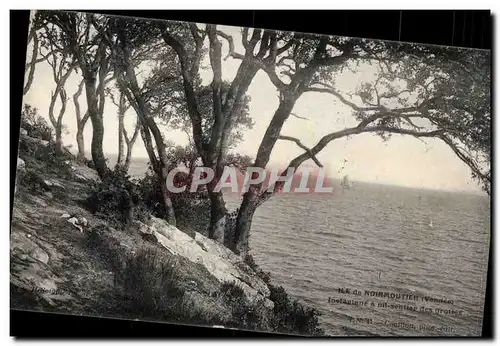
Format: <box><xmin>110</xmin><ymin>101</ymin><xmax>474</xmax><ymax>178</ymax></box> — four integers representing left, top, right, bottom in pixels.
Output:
<box><xmin>327</xmin><ymin>287</ymin><xmax>464</xmax><ymax>333</ymax></box>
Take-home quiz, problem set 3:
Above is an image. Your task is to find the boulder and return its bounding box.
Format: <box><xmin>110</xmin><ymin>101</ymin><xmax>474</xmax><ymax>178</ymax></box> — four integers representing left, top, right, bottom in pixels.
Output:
<box><xmin>17</xmin><ymin>157</ymin><xmax>25</xmax><ymax>171</ymax></box>
<box><xmin>43</xmin><ymin>179</ymin><xmax>65</xmax><ymax>190</ymax></box>
<box><xmin>11</xmin><ymin>232</ymin><xmax>49</xmax><ymax>265</ymax></box>
<box><xmin>15</xmin><ymin>158</ymin><xmax>26</xmax><ymax>194</ymax></box>
<box><xmin>71</xmin><ymin>164</ymin><xmax>99</xmax><ymax>182</ymax></box>
<box><xmin>19</xmin><ymin>128</ymin><xmax>28</xmax><ymax>136</ymax></box>
<box><xmin>20</xmin><ymin>133</ymin><xmax>49</xmax><ymax>147</ymax></box>
<box><xmin>134</xmin><ymin>217</ymin><xmax>273</xmax><ymax>309</ymax></box>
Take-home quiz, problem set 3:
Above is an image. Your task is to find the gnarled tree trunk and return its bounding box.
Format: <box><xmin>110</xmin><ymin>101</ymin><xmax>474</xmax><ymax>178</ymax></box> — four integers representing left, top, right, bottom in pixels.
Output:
<box><xmin>73</xmin><ymin>79</ymin><xmax>89</xmax><ymax>161</ymax></box>
<box><xmin>116</xmin><ymin>112</ymin><xmax>125</xmax><ymax>168</ymax></box>
<box><xmin>123</xmin><ymin>121</ymin><xmax>140</xmax><ymax>172</ymax></box>
<box><xmin>76</xmin><ymin>126</ymin><xmax>85</xmax><ymax>160</ymax></box>
<box><xmin>84</xmin><ymin>72</ymin><xmax>108</xmax><ymax>179</ymax></box>
<box><xmin>232</xmin><ymin>189</ymin><xmax>259</xmax><ymax>255</ymax></box>
<box><xmin>139</xmin><ymin>125</ymin><xmax>177</xmax><ymax>225</ymax></box>
<box><xmin>231</xmin><ymin>96</ymin><xmax>297</xmax><ymax>254</ymax></box>
<box><xmin>114</xmin><ymin>30</ymin><xmax>177</xmax><ymax>225</ymax></box>
<box><xmin>207</xmin><ymin>188</ymin><xmax>227</xmax><ymax>243</ymax></box>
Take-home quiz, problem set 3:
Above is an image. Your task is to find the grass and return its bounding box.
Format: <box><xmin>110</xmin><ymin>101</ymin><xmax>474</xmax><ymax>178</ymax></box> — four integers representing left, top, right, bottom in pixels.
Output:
<box><xmin>268</xmin><ymin>283</ymin><xmax>324</xmax><ymax>336</ymax></box>
<box><xmin>86</xmin><ymin>239</ymin><xmax>324</xmax><ymax>335</ymax></box>
<box><xmin>244</xmin><ymin>253</ymin><xmax>271</xmax><ymax>285</ymax></box>
<box><xmin>91</xmin><ymin>246</ymin><xmax>227</xmax><ymax>326</ymax></box>
<box><xmin>114</xmin><ymin>248</ymin><xmax>185</xmax><ymax>320</ymax></box>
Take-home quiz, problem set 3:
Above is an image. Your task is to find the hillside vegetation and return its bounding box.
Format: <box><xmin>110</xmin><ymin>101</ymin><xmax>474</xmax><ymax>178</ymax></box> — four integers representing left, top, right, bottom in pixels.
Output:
<box><xmin>11</xmin><ymin>123</ymin><xmax>324</xmax><ymax>336</ymax></box>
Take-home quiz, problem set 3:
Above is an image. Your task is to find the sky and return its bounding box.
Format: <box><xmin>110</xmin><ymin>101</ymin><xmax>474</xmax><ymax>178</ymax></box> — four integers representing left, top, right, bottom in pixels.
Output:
<box><xmin>21</xmin><ymin>18</ymin><xmax>487</xmax><ymax>194</ymax></box>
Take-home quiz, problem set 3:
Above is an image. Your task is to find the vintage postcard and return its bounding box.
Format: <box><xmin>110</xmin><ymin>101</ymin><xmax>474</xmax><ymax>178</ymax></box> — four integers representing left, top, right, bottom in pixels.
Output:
<box><xmin>12</xmin><ymin>10</ymin><xmax>491</xmax><ymax>336</ymax></box>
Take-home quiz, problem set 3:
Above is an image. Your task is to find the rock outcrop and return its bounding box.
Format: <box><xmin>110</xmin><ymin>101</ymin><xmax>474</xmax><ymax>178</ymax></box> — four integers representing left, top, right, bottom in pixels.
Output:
<box><xmin>17</xmin><ymin>157</ymin><xmax>25</xmax><ymax>171</ymax></box>
<box><xmin>20</xmin><ymin>132</ymin><xmax>49</xmax><ymax>147</ymax></box>
<box><xmin>69</xmin><ymin>164</ymin><xmax>99</xmax><ymax>182</ymax></box>
<box><xmin>133</xmin><ymin>217</ymin><xmax>274</xmax><ymax>309</ymax></box>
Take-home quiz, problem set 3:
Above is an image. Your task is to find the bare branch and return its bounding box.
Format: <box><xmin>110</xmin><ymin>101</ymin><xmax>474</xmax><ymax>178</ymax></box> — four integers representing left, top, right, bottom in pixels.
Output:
<box><xmin>439</xmin><ymin>135</ymin><xmax>489</xmax><ymax>188</ymax></box>
<box><xmin>248</xmin><ymin>28</ymin><xmax>262</xmax><ymax>51</ymax></box>
<box><xmin>73</xmin><ymin>79</ymin><xmax>85</xmax><ymax>123</ymax></box>
<box><xmin>305</xmin><ymin>84</ymin><xmax>380</xmax><ymax>112</ymax></box>
<box><xmin>257</xmin><ymin>125</ymin><xmax>447</xmax><ymax>204</ymax></box>
<box><xmin>216</xmin><ymin>30</ymin><xmax>244</xmax><ymax>60</ymax></box>
<box><xmin>256</xmin><ymin>31</ymin><xmax>271</xmax><ymax>58</ymax></box>
<box><xmin>24</xmin><ymin>32</ymin><xmax>40</xmax><ymax>95</ymax></box>
<box><xmin>241</xmin><ymin>28</ymin><xmax>249</xmax><ymax>49</ymax></box>
<box><xmin>278</xmin><ymin>135</ymin><xmax>323</xmax><ymax>167</ymax></box>
<box><xmin>290</xmin><ymin>112</ymin><xmax>309</xmax><ymax>121</ymax></box>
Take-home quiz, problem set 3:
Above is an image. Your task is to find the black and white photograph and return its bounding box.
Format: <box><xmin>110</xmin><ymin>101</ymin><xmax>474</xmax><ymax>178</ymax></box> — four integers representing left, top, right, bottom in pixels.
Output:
<box><xmin>11</xmin><ymin>10</ymin><xmax>491</xmax><ymax>337</ymax></box>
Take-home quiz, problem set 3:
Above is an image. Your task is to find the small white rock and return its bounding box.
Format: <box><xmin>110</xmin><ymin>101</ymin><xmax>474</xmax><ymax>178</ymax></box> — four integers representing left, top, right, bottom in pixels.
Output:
<box><xmin>17</xmin><ymin>157</ymin><xmax>25</xmax><ymax>171</ymax></box>
<box><xmin>67</xmin><ymin>217</ymin><xmax>84</xmax><ymax>233</ymax></box>
<box><xmin>79</xmin><ymin>217</ymin><xmax>88</xmax><ymax>227</ymax></box>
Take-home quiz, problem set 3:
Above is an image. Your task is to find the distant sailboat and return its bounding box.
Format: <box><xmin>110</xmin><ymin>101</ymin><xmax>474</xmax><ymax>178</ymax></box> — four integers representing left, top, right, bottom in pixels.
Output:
<box><xmin>341</xmin><ymin>175</ymin><xmax>352</xmax><ymax>190</ymax></box>
<box><xmin>429</xmin><ymin>219</ymin><xmax>434</xmax><ymax>228</ymax></box>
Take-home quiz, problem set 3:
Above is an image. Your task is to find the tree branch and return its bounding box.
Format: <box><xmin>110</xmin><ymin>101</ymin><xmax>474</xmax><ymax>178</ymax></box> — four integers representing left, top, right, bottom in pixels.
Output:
<box><xmin>73</xmin><ymin>79</ymin><xmax>85</xmax><ymax>123</ymax></box>
<box><xmin>257</xmin><ymin>125</ymin><xmax>446</xmax><ymax>205</ymax></box>
<box><xmin>278</xmin><ymin>135</ymin><xmax>323</xmax><ymax>167</ymax></box>
<box><xmin>290</xmin><ymin>112</ymin><xmax>309</xmax><ymax>120</ymax></box>
<box><xmin>24</xmin><ymin>31</ymin><xmax>40</xmax><ymax>95</ymax></box>
<box><xmin>216</xmin><ymin>30</ymin><xmax>244</xmax><ymax>60</ymax></box>
<box><xmin>305</xmin><ymin>85</ymin><xmax>380</xmax><ymax>111</ymax></box>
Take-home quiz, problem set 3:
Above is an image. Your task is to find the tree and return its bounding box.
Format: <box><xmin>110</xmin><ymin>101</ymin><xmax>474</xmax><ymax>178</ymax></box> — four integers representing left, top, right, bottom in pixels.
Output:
<box><xmin>110</xmin><ymin>17</ymin><xmax>182</xmax><ymax>225</ymax></box>
<box><xmin>162</xmin><ymin>23</ymin><xmax>266</xmax><ymax>243</ymax></box>
<box><xmin>213</xmin><ymin>32</ymin><xmax>492</xmax><ymax>255</ymax></box>
<box><xmin>107</xmin><ymin>87</ymin><xmax>141</xmax><ymax>171</ymax></box>
<box><xmin>39</xmin><ymin>11</ymin><xmax>115</xmax><ymax>178</ymax></box>
<box><xmin>38</xmin><ymin>21</ymin><xmax>76</xmax><ymax>154</ymax></box>
<box><xmin>24</xmin><ymin>13</ymin><xmax>42</xmax><ymax>95</ymax></box>
<box><xmin>112</xmin><ymin>19</ymin><xmax>254</xmax><ymax>231</ymax></box>
<box><xmin>212</xmin><ymin>31</ymin><xmax>361</xmax><ymax>253</ymax></box>
<box><xmin>72</xmin><ymin>79</ymin><xmax>91</xmax><ymax>160</ymax></box>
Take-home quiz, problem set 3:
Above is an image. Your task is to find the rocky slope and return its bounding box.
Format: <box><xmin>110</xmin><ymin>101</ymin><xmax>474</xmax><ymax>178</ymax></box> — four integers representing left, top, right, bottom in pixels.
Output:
<box><xmin>11</xmin><ymin>132</ymin><xmax>276</xmax><ymax>332</ymax></box>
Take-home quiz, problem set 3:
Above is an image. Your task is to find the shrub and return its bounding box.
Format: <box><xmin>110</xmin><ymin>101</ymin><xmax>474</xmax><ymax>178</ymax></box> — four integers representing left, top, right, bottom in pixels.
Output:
<box><xmin>241</xmin><ymin>254</ymin><xmax>323</xmax><ymax>335</ymax></box>
<box><xmin>219</xmin><ymin>281</ymin><xmax>265</xmax><ymax>331</ymax></box>
<box><xmin>112</xmin><ymin>248</ymin><xmax>192</xmax><ymax>321</ymax></box>
<box><xmin>172</xmin><ymin>193</ymin><xmax>211</xmax><ymax>236</ymax></box>
<box><xmin>88</xmin><ymin>245</ymin><xmax>228</xmax><ymax>325</ymax></box>
<box><xmin>268</xmin><ymin>284</ymin><xmax>324</xmax><ymax>336</ymax></box>
<box><xmin>18</xmin><ymin>138</ymin><xmax>73</xmax><ymax>177</ymax></box>
<box><xmin>229</xmin><ymin>298</ymin><xmax>266</xmax><ymax>331</ymax></box>
<box><xmin>18</xmin><ymin>146</ymin><xmax>73</xmax><ymax>194</ymax></box>
<box><xmin>136</xmin><ymin>170</ymin><xmax>170</xmax><ymax>217</ymax></box>
<box><xmin>86</xmin><ymin>167</ymin><xmax>149</xmax><ymax>227</ymax></box>
<box><xmin>220</xmin><ymin>281</ymin><xmax>245</xmax><ymax>303</ymax></box>
<box><xmin>20</xmin><ymin>104</ymin><xmax>53</xmax><ymax>142</ymax></box>
<box><xmin>244</xmin><ymin>253</ymin><xmax>271</xmax><ymax>285</ymax></box>
<box><xmin>20</xmin><ymin>169</ymin><xmax>48</xmax><ymax>194</ymax></box>
<box><xmin>84</xmin><ymin>224</ymin><xmax>128</xmax><ymax>273</ymax></box>
<box><xmin>137</xmin><ymin>168</ymin><xmax>211</xmax><ymax>236</ymax></box>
